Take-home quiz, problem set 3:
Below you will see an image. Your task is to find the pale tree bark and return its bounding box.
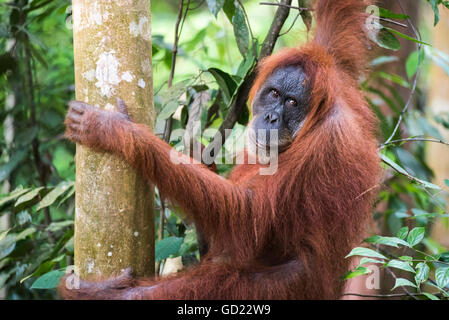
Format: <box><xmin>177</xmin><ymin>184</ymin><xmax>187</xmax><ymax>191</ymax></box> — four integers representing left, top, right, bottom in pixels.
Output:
<box><xmin>0</xmin><ymin>91</ymin><xmax>15</xmax><ymax>299</ymax></box>
<box><xmin>427</xmin><ymin>8</ymin><xmax>449</xmax><ymax>247</ymax></box>
<box><xmin>72</xmin><ymin>0</ymin><xmax>155</xmax><ymax>279</ymax></box>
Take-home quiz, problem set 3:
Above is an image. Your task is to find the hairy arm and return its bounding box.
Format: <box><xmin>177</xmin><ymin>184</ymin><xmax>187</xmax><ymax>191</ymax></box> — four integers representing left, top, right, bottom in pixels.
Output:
<box><xmin>65</xmin><ymin>100</ymin><xmax>251</xmax><ymax>236</ymax></box>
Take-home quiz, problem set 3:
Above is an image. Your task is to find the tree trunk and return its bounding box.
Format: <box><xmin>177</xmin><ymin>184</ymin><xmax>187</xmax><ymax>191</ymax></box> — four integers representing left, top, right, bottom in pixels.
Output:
<box><xmin>72</xmin><ymin>0</ymin><xmax>155</xmax><ymax>279</ymax></box>
<box><xmin>427</xmin><ymin>8</ymin><xmax>449</xmax><ymax>247</ymax></box>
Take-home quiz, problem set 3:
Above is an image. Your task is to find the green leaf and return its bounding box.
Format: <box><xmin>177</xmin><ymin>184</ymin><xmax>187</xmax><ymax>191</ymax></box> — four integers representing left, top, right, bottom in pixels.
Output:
<box><xmin>157</xmin><ymin>100</ymin><xmax>179</xmax><ymax>121</ymax></box>
<box><xmin>369</xmin><ymin>27</ymin><xmax>400</xmax><ymax>51</ymax></box>
<box><xmin>232</xmin><ymin>3</ymin><xmax>249</xmax><ymax>57</ymax></box>
<box><xmin>386</xmin><ymin>260</ymin><xmax>415</xmax><ymax>273</ymax></box>
<box><xmin>407</xmin><ymin>227</ymin><xmax>425</xmax><ymax>247</ymax></box>
<box><xmin>359</xmin><ymin>257</ymin><xmax>384</xmax><ymax>266</ymax></box>
<box><xmin>15</xmin><ymin>187</ymin><xmax>45</xmax><ymax>207</ymax></box>
<box><xmin>21</xmin><ymin>261</ymin><xmax>55</xmax><ymax>284</ymax></box>
<box><xmin>344</xmin><ymin>266</ymin><xmax>372</xmax><ymax>279</ymax></box>
<box><xmin>406</xmin><ymin>51</ymin><xmax>420</xmax><ymax>79</ymax></box>
<box><xmin>15</xmin><ymin>227</ymin><xmax>36</xmax><ymax>241</ymax></box>
<box><xmin>385</xmin><ymin>27</ymin><xmax>431</xmax><ymax>46</ymax></box>
<box><xmin>207</xmin><ymin>68</ymin><xmax>238</xmax><ymax>105</ymax></box>
<box><xmin>422</xmin><ymin>292</ymin><xmax>439</xmax><ymax>300</ymax></box>
<box><xmin>445</xmin><ymin>179</ymin><xmax>449</xmax><ymax>187</ymax></box>
<box><xmin>0</xmin><ymin>186</ymin><xmax>30</xmax><ymax>207</ymax></box>
<box><xmin>30</xmin><ymin>270</ymin><xmax>65</xmax><ymax>289</ymax></box>
<box><xmin>428</xmin><ymin>0</ymin><xmax>440</xmax><ymax>26</ymax></box>
<box><xmin>397</xmin><ymin>227</ymin><xmax>409</xmax><ymax>240</ymax></box>
<box><xmin>374</xmin><ymin>71</ymin><xmax>410</xmax><ymax>88</ymax></box>
<box><xmin>392</xmin><ymin>278</ymin><xmax>417</xmax><ymax>290</ymax></box>
<box><xmin>205</xmin><ymin>0</ymin><xmax>225</xmax><ymax>17</ymax></box>
<box><xmin>399</xmin><ymin>256</ymin><xmax>413</xmax><ymax>261</ymax></box>
<box><xmin>345</xmin><ymin>247</ymin><xmax>387</xmax><ymax>260</ymax></box>
<box><xmin>57</xmin><ymin>185</ymin><xmax>75</xmax><ymax>208</ymax></box>
<box><xmin>379</xmin><ymin>7</ymin><xmax>409</xmax><ymax>20</ymax></box>
<box><xmin>46</xmin><ymin>221</ymin><xmax>74</xmax><ymax>233</ymax></box>
<box><xmin>364</xmin><ymin>235</ymin><xmax>410</xmax><ymax>248</ymax></box>
<box><xmin>435</xmin><ymin>267</ymin><xmax>449</xmax><ymax>288</ymax></box>
<box><xmin>0</xmin><ymin>235</ymin><xmax>16</xmax><ymax>260</ymax></box>
<box><xmin>415</xmin><ymin>262</ymin><xmax>430</xmax><ymax>284</ymax></box>
<box><xmin>155</xmin><ymin>236</ymin><xmax>183</xmax><ymax>262</ymax></box>
<box><xmin>36</xmin><ymin>181</ymin><xmax>73</xmax><ymax>211</ymax></box>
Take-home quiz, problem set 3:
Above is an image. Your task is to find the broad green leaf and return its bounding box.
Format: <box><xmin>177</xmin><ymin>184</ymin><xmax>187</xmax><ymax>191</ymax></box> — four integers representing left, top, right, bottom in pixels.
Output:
<box><xmin>205</xmin><ymin>0</ymin><xmax>225</xmax><ymax>17</ymax></box>
<box><xmin>428</xmin><ymin>0</ymin><xmax>440</xmax><ymax>25</ymax></box>
<box><xmin>406</xmin><ymin>51</ymin><xmax>420</xmax><ymax>79</ymax></box>
<box><xmin>57</xmin><ymin>186</ymin><xmax>75</xmax><ymax>208</ymax></box>
<box><xmin>440</xmin><ymin>251</ymin><xmax>449</xmax><ymax>262</ymax></box>
<box><xmin>415</xmin><ymin>262</ymin><xmax>430</xmax><ymax>284</ymax></box>
<box><xmin>222</xmin><ymin>0</ymin><xmax>236</xmax><ymax>21</ymax></box>
<box><xmin>207</xmin><ymin>68</ymin><xmax>238</xmax><ymax>105</ymax></box>
<box><xmin>0</xmin><ymin>186</ymin><xmax>30</xmax><ymax>207</ymax></box>
<box><xmin>359</xmin><ymin>257</ymin><xmax>384</xmax><ymax>266</ymax></box>
<box><xmin>369</xmin><ymin>27</ymin><xmax>400</xmax><ymax>51</ymax></box>
<box><xmin>435</xmin><ymin>267</ymin><xmax>449</xmax><ymax>288</ymax></box>
<box><xmin>232</xmin><ymin>3</ymin><xmax>249</xmax><ymax>57</ymax></box>
<box><xmin>397</xmin><ymin>227</ymin><xmax>409</xmax><ymax>240</ymax></box>
<box><xmin>15</xmin><ymin>227</ymin><xmax>36</xmax><ymax>241</ymax></box>
<box><xmin>0</xmin><ymin>235</ymin><xmax>16</xmax><ymax>260</ymax></box>
<box><xmin>30</xmin><ymin>270</ymin><xmax>65</xmax><ymax>289</ymax></box>
<box><xmin>46</xmin><ymin>221</ymin><xmax>74</xmax><ymax>233</ymax></box>
<box><xmin>386</xmin><ymin>260</ymin><xmax>415</xmax><ymax>273</ymax></box>
<box><xmin>36</xmin><ymin>181</ymin><xmax>73</xmax><ymax>211</ymax></box>
<box><xmin>157</xmin><ymin>100</ymin><xmax>179</xmax><ymax>121</ymax></box>
<box><xmin>364</xmin><ymin>235</ymin><xmax>410</xmax><ymax>248</ymax></box>
<box><xmin>21</xmin><ymin>261</ymin><xmax>55</xmax><ymax>284</ymax></box>
<box><xmin>407</xmin><ymin>227</ymin><xmax>425</xmax><ymax>247</ymax></box>
<box><xmin>345</xmin><ymin>247</ymin><xmax>387</xmax><ymax>260</ymax></box>
<box><xmin>422</xmin><ymin>292</ymin><xmax>439</xmax><ymax>300</ymax></box>
<box><xmin>392</xmin><ymin>278</ymin><xmax>417</xmax><ymax>290</ymax></box>
<box><xmin>344</xmin><ymin>266</ymin><xmax>372</xmax><ymax>279</ymax></box>
<box><xmin>445</xmin><ymin>179</ymin><xmax>449</xmax><ymax>187</ymax></box>
<box><xmin>399</xmin><ymin>256</ymin><xmax>413</xmax><ymax>261</ymax></box>
<box><xmin>15</xmin><ymin>187</ymin><xmax>45</xmax><ymax>207</ymax></box>
<box><xmin>155</xmin><ymin>236</ymin><xmax>183</xmax><ymax>262</ymax></box>
<box><xmin>0</xmin><ymin>229</ymin><xmax>10</xmax><ymax>241</ymax></box>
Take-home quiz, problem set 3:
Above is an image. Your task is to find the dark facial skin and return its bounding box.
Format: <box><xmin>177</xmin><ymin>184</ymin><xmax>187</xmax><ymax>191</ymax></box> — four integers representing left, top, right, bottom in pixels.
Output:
<box><xmin>250</xmin><ymin>65</ymin><xmax>309</xmax><ymax>151</ymax></box>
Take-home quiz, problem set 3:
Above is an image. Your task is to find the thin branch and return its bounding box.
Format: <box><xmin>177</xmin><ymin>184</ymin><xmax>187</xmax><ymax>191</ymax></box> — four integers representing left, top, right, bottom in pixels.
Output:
<box><xmin>259</xmin><ymin>2</ymin><xmax>313</xmax><ymax>11</ymax></box>
<box><xmin>342</xmin><ymin>292</ymin><xmax>442</xmax><ymax>299</ymax></box>
<box><xmin>158</xmin><ymin>0</ymin><xmax>187</xmax><ymax>274</ymax></box>
<box><xmin>386</xmin><ymin>267</ymin><xmax>419</xmax><ymax>300</ymax></box>
<box><xmin>162</xmin><ymin>0</ymin><xmax>186</xmax><ymax>143</ymax></box>
<box><xmin>384</xmin><ymin>0</ymin><xmax>423</xmax><ymax>144</ymax></box>
<box><xmin>379</xmin><ymin>137</ymin><xmax>449</xmax><ymax>149</ymax></box>
<box><xmin>379</xmin><ymin>17</ymin><xmax>407</xmax><ymax>28</ymax></box>
<box><xmin>279</xmin><ymin>11</ymin><xmax>301</xmax><ymax>37</ymax></box>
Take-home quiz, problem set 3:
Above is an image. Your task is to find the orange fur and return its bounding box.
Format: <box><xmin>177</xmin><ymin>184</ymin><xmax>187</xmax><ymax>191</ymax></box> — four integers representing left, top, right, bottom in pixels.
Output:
<box><xmin>60</xmin><ymin>0</ymin><xmax>380</xmax><ymax>299</ymax></box>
